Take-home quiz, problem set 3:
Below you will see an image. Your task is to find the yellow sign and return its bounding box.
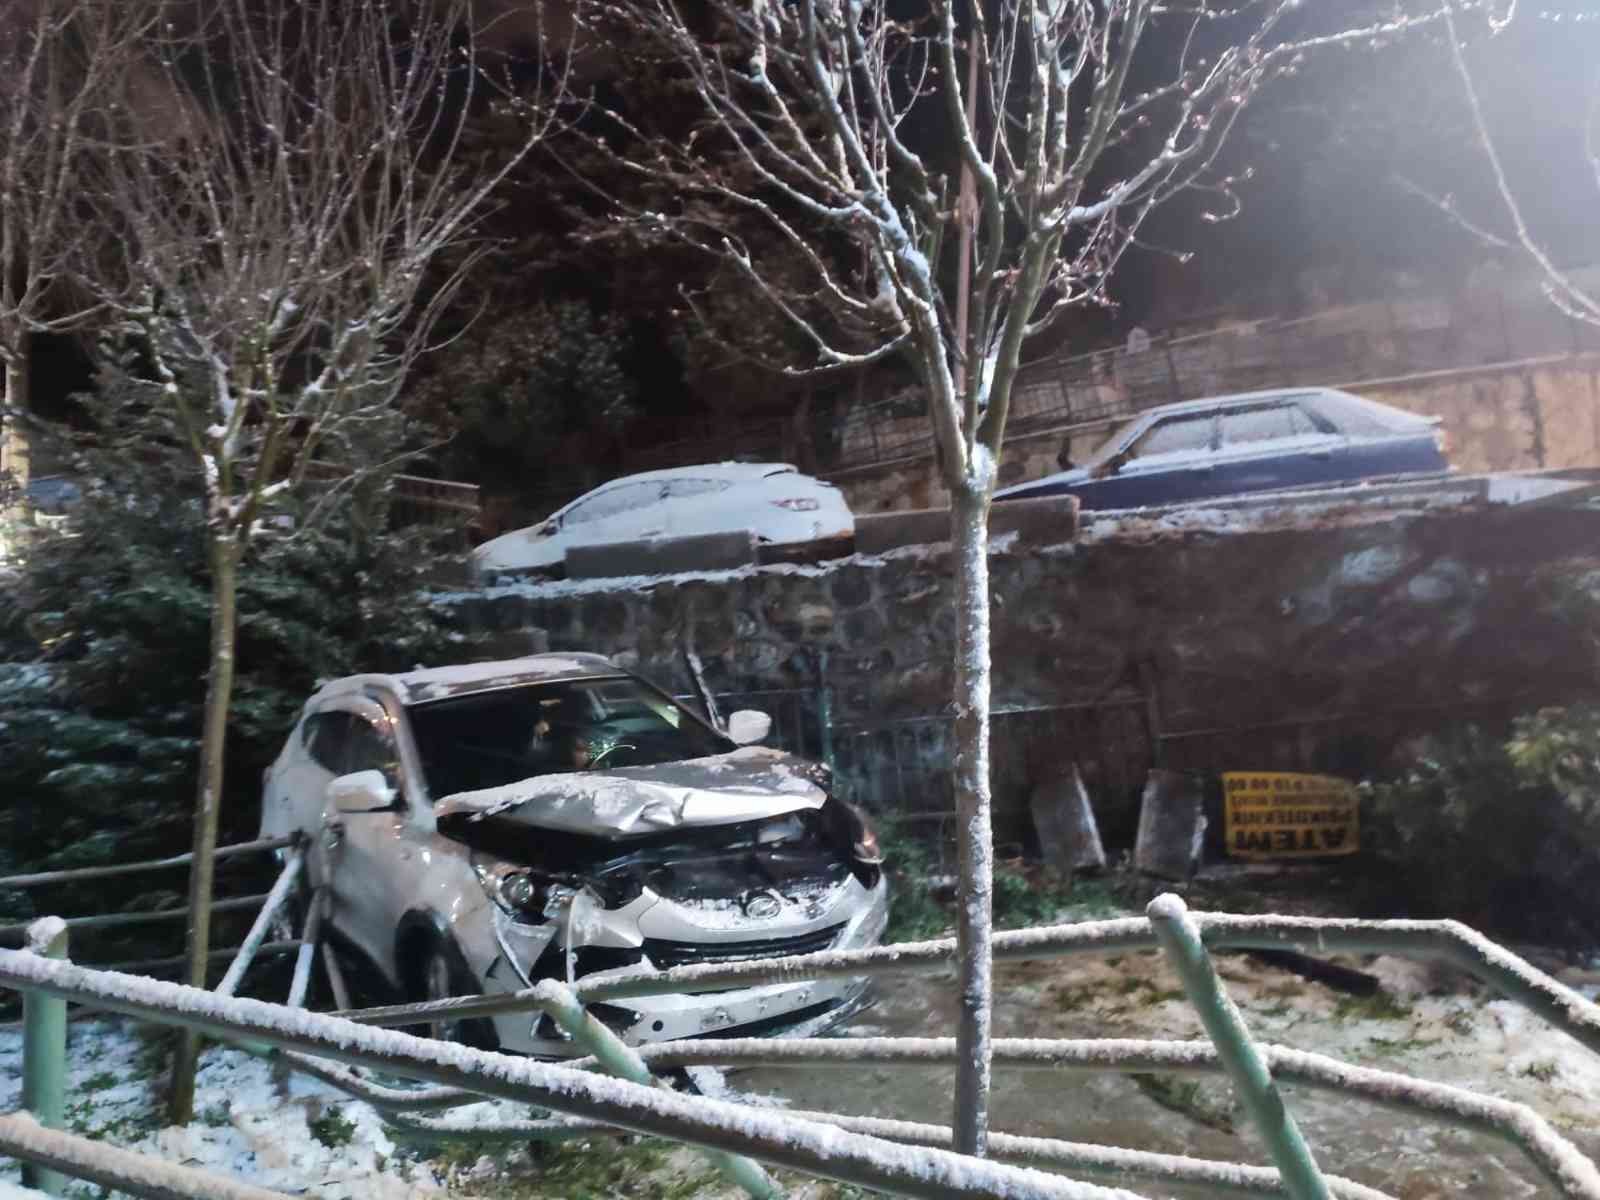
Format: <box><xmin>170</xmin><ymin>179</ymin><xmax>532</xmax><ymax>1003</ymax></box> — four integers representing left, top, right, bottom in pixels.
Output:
<box><xmin>1223</xmin><ymin>772</ymin><xmax>1359</xmax><ymax>859</ymax></box>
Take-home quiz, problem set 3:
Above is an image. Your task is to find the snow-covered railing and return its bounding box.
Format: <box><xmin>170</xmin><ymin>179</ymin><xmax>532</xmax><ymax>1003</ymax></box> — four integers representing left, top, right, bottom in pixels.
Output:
<box><xmin>0</xmin><ymin>836</ymin><xmax>299</xmax><ymax>983</ymax></box>
<box><xmin>321</xmin><ymin>897</ymin><xmax>1600</xmax><ymax>1199</ymax></box>
<box><xmin>333</xmin><ymin>909</ymin><xmax>1600</xmax><ymax>1062</ymax></box>
<box><xmin>8</xmin><ymin>895</ymin><xmax>1600</xmax><ymax>1200</ymax></box>
<box><xmin>0</xmin><ymin>1112</ymin><xmax>294</xmax><ymax>1200</ymax></box>
<box><xmin>0</xmin><ymin>929</ymin><xmax>1153</xmax><ymax>1200</ymax></box>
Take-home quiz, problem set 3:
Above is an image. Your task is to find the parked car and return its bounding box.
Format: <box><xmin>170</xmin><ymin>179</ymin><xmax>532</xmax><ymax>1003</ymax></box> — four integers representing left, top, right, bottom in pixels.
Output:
<box><xmin>474</xmin><ymin>464</ymin><xmax>853</xmax><ymax>580</ymax></box>
<box><xmin>24</xmin><ymin>475</ymin><xmax>82</xmax><ymax>515</ymax></box>
<box><xmin>259</xmin><ymin>653</ymin><xmax>888</xmax><ymax>1053</ymax></box>
<box><xmin>994</xmin><ymin>388</ymin><xmax>1450</xmax><ymax>511</ymax></box>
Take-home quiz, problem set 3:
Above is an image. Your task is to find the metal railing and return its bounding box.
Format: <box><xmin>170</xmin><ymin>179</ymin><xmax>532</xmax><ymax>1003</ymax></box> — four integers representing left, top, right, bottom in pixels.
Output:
<box><xmin>317</xmin><ymin>901</ymin><xmax>1600</xmax><ymax>1198</ymax></box>
<box><xmin>0</xmin><ymin>836</ymin><xmax>296</xmax><ymax>981</ymax></box>
<box><xmin>675</xmin><ymin>686</ymin><xmax>829</xmax><ymax>763</ymax></box>
<box><xmin>7</xmin><ymin>840</ymin><xmax>1600</xmax><ymax>1197</ymax></box>
<box><xmin>9</xmin><ymin>890</ymin><xmax>1581</xmax><ymax>1198</ymax></box>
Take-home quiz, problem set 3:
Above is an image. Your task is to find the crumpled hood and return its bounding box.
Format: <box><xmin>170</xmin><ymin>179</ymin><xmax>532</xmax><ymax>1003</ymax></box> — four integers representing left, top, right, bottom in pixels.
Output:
<box><xmin>432</xmin><ymin>745</ymin><xmax>829</xmax><ymax>837</ymax></box>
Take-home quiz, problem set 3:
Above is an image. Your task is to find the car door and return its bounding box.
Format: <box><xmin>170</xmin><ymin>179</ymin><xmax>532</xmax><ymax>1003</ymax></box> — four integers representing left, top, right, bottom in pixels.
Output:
<box><xmin>1078</xmin><ymin>410</ymin><xmax>1220</xmax><ymax>509</ymax></box>
<box><xmin>1212</xmin><ymin>399</ymin><xmax>1346</xmax><ymax>497</ymax></box>
<box><xmin>318</xmin><ymin>696</ymin><xmax>414</xmax><ymax>972</ymax></box>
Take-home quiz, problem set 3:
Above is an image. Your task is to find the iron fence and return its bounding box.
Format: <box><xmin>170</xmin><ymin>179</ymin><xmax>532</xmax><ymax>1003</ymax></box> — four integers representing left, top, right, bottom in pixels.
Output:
<box><xmin>9</xmin><ymin>804</ymin><xmax>1600</xmax><ymax>1200</ymax></box>
<box><xmin>11</xmin><ymin>894</ymin><xmax>1600</xmax><ymax>1198</ymax></box>
<box><xmin>0</xmin><ymin>837</ymin><xmax>295</xmax><ymax>982</ymax></box>
<box><xmin>821</xmin><ymin>274</ymin><xmax>1600</xmax><ymax>473</ymax></box>
<box><xmin>674</xmin><ymin>687</ymin><xmax>828</xmax><ymax>763</ymax></box>
<box><xmin>829</xmin><ymin>699</ymin><xmax>1154</xmax><ymax>873</ymax></box>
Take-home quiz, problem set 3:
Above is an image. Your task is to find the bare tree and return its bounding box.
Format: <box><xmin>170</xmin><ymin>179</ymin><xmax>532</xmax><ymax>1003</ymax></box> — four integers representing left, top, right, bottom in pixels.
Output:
<box><xmin>81</xmin><ymin>0</ymin><xmax>562</xmax><ymax>1121</ymax></box>
<box><xmin>570</xmin><ymin>0</ymin><xmax>1449</xmax><ymax>1153</ymax></box>
<box><xmin>1404</xmin><ymin>2</ymin><xmax>1600</xmax><ymax>325</ymax></box>
<box><xmin>0</xmin><ymin>0</ymin><xmax>155</xmax><ymax>501</ymax></box>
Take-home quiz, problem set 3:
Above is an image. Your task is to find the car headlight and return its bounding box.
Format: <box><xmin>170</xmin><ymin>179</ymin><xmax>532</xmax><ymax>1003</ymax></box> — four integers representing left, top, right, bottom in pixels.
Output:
<box><xmin>821</xmin><ymin>797</ymin><xmax>883</xmax><ymax>884</ymax></box>
<box><xmin>845</xmin><ymin>803</ymin><xmax>883</xmax><ymax>865</ymax></box>
<box><xmin>484</xmin><ymin>866</ymin><xmax>579</xmax><ymax>923</ymax></box>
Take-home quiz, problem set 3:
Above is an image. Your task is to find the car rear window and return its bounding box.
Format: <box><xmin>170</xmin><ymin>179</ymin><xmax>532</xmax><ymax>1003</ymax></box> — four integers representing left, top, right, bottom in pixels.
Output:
<box><xmin>1302</xmin><ymin>391</ymin><xmax>1428</xmax><ymax>437</ymax></box>
<box><xmin>1219</xmin><ymin>403</ymin><xmax>1319</xmax><ymax>445</ymax></box>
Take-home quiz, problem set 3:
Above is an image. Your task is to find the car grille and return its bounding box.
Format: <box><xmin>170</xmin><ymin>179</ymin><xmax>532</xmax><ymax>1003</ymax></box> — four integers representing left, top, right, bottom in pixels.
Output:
<box><xmin>642</xmin><ymin>923</ymin><xmax>846</xmax><ymax>970</ymax></box>
<box><xmin>685</xmin><ymin>999</ymin><xmax>846</xmax><ymax>1041</ymax></box>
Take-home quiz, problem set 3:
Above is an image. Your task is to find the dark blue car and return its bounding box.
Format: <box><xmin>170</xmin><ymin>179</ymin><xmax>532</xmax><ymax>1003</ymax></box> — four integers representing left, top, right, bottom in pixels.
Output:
<box><xmin>994</xmin><ymin>388</ymin><xmax>1450</xmax><ymax>512</ymax></box>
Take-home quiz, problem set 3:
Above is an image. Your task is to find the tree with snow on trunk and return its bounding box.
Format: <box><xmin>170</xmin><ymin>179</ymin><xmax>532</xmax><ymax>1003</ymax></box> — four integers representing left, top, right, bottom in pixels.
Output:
<box><xmin>569</xmin><ymin>0</ymin><xmax>1453</xmax><ymax>1155</ymax></box>
<box><xmin>81</xmin><ymin>0</ymin><xmax>565</xmax><ymax>1122</ymax></box>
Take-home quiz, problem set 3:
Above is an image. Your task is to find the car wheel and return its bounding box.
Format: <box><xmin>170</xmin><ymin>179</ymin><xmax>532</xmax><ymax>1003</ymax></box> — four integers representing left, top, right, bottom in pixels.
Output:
<box><xmin>413</xmin><ymin>938</ymin><xmax>499</xmax><ymax>1052</ymax></box>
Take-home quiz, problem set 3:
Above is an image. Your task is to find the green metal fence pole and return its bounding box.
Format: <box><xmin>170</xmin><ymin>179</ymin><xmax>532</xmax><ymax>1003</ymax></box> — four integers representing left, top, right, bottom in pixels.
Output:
<box><xmin>530</xmin><ymin>980</ymin><xmax>783</xmax><ymax>1200</ymax></box>
<box><xmin>22</xmin><ymin>917</ymin><xmax>69</xmax><ymax>1196</ymax></box>
<box><xmin>1147</xmin><ymin>894</ymin><xmax>1332</xmax><ymax>1200</ymax></box>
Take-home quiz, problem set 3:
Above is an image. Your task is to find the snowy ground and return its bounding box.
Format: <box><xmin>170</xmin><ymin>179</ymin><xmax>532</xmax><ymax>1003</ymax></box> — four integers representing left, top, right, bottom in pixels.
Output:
<box><xmin>4</xmin><ymin>915</ymin><xmax>1600</xmax><ymax>1199</ymax></box>
<box><xmin>0</xmin><ymin>1017</ymin><xmax>863</xmax><ymax>1199</ymax></box>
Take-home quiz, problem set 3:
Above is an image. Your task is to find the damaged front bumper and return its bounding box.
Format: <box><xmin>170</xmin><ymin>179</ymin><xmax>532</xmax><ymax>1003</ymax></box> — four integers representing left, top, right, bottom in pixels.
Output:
<box><xmin>487</xmin><ymin>875</ymin><xmax>890</xmax><ymax>1056</ymax></box>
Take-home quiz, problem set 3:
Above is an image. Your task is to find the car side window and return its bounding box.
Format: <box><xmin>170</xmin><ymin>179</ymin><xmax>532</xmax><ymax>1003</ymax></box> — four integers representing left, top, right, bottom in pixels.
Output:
<box><xmin>565</xmin><ymin>482</ymin><xmax>664</xmax><ymax>525</ymax></box>
<box><xmin>661</xmin><ymin>478</ymin><xmax>727</xmax><ymax>499</ymax></box>
<box><xmin>302</xmin><ymin>712</ymin><xmax>353</xmax><ymax>775</ymax></box>
<box><xmin>345</xmin><ymin>713</ymin><xmax>401</xmax><ymax>789</ymax></box>
<box><xmin>1127</xmin><ymin>413</ymin><xmax>1215</xmax><ymax>461</ymax></box>
<box><xmin>1218</xmin><ymin>403</ymin><xmax>1316</xmax><ymax>447</ymax></box>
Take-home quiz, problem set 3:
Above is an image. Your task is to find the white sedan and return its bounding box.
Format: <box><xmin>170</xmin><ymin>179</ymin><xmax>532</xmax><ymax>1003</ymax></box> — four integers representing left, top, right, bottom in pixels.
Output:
<box><xmin>474</xmin><ymin>463</ymin><xmax>854</xmax><ymax>579</ymax></box>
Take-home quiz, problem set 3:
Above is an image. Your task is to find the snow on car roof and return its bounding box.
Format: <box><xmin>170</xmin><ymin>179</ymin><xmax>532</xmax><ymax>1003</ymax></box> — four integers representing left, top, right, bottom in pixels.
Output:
<box><xmin>310</xmin><ymin>653</ymin><xmax>623</xmax><ymax>707</ymax></box>
<box><xmin>1137</xmin><ymin>386</ymin><xmax>1430</xmax><ymax>425</ymax></box>
<box><xmin>585</xmin><ymin>462</ymin><xmax>799</xmax><ymax>487</ymax></box>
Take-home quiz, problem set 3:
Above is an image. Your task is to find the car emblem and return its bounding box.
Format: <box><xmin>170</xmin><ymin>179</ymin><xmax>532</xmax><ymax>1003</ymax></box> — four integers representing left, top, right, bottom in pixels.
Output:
<box><xmin>740</xmin><ymin>890</ymin><xmax>784</xmax><ymax>920</ymax></box>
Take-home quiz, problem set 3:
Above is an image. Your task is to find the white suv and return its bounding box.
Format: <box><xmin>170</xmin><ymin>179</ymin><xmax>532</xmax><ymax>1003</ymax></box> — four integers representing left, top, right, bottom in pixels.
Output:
<box><xmin>260</xmin><ymin>653</ymin><xmax>888</xmax><ymax>1053</ymax></box>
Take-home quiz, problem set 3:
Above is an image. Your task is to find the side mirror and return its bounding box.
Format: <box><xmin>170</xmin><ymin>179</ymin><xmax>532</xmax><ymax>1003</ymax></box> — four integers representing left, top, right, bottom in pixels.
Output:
<box><xmin>328</xmin><ymin>769</ymin><xmax>397</xmax><ymax>814</ymax></box>
<box><xmin>536</xmin><ymin>518</ymin><xmax>558</xmax><ymax>537</ymax></box>
<box><xmin>1091</xmin><ymin>450</ymin><xmax>1128</xmax><ymax>480</ymax></box>
<box><xmin>726</xmin><ymin>709</ymin><xmax>772</xmax><ymax>746</ymax></box>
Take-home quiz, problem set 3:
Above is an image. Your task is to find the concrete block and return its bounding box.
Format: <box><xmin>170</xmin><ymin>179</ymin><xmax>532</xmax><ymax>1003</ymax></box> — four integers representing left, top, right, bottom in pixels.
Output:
<box><xmin>854</xmin><ymin>494</ymin><xmax>1079</xmax><ymax>555</ymax></box>
<box><xmin>1135</xmin><ymin>769</ymin><xmax>1206</xmax><ymax>881</ymax></box>
<box><xmin>855</xmin><ymin>508</ymin><xmax>953</xmax><ymax>555</ymax></box>
<box><xmin>565</xmin><ymin>530</ymin><xmax>759</xmax><ymax>579</ymax></box>
<box><xmin>990</xmin><ymin>494</ymin><xmax>1080</xmax><ymax>547</ymax></box>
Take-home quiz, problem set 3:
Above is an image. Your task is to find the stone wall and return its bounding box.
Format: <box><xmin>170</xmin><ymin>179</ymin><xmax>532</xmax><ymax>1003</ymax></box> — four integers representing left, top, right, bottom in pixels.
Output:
<box><xmin>831</xmin><ymin>357</ymin><xmax>1600</xmax><ymax>515</ymax></box>
<box><xmin>443</xmin><ymin>493</ymin><xmax>1600</xmax><ymax>839</ymax></box>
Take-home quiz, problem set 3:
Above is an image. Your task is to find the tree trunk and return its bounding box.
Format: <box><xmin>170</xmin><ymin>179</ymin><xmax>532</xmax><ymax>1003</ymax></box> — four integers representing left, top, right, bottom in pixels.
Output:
<box><xmin>168</xmin><ymin>533</ymin><xmax>241</xmax><ymax>1124</ymax></box>
<box><xmin>949</xmin><ymin>481</ymin><xmax>993</xmax><ymax>1156</ymax></box>
<box><xmin>2</xmin><ymin>329</ymin><xmax>31</xmax><ymax>496</ymax></box>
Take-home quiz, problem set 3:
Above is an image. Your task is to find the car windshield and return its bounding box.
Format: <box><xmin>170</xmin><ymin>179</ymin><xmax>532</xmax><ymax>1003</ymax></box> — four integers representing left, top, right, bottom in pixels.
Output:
<box><xmin>407</xmin><ymin>677</ymin><xmax>731</xmax><ymax>799</ymax></box>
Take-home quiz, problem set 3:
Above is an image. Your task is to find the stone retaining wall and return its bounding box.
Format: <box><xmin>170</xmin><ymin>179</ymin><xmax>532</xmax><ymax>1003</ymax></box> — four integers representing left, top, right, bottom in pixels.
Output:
<box><xmin>442</xmin><ymin>493</ymin><xmax>1600</xmax><ymax>838</ymax></box>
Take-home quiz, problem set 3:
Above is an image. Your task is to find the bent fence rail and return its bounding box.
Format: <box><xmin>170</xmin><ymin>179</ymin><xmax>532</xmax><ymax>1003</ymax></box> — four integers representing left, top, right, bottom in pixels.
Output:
<box><xmin>0</xmin><ymin>837</ymin><xmax>297</xmax><ymax>982</ymax></box>
<box><xmin>5</xmin><ymin>891</ymin><xmax>1600</xmax><ymax>1200</ymax></box>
